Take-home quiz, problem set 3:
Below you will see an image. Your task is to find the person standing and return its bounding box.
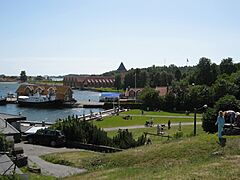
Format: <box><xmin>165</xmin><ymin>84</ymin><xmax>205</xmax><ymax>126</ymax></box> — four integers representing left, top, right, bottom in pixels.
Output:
<box><xmin>168</xmin><ymin>120</ymin><xmax>171</xmax><ymax>129</ymax></box>
<box><xmin>215</xmin><ymin>111</ymin><xmax>225</xmax><ymax>142</ymax></box>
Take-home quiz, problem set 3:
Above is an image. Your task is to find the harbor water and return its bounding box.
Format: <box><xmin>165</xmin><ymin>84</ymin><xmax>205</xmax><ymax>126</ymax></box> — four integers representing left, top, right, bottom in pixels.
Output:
<box><xmin>0</xmin><ymin>82</ymin><xmax>102</xmax><ymax>122</ymax></box>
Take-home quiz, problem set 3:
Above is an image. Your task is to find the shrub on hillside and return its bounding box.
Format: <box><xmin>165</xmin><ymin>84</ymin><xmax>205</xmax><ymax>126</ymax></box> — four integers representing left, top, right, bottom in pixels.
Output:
<box><xmin>51</xmin><ymin>116</ymin><xmax>146</xmax><ymax>149</ymax></box>
<box><xmin>51</xmin><ymin>115</ymin><xmax>113</xmax><ymax>146</ymax></box>
<box><xmin>112</xmin><ymin>129</ymin><xmax>146</xmax><ymax>149</ymax></box>
<box><xmin>202</xmin><ymin>108</ymin><xmax>218</xmax><ymax>133</ymax></box>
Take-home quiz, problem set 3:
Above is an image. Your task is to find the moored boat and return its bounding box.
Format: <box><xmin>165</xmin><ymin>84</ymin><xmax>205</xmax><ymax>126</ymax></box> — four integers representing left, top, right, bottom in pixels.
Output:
<box><xmin>0</xmin><ymin>96</ymin><xmax>7</xmax><ymax>105</ymax></box>
<box><xmin>17</xmin><ymin>95</ymin><xmax>63</xmax><ymax>108</ymax></box>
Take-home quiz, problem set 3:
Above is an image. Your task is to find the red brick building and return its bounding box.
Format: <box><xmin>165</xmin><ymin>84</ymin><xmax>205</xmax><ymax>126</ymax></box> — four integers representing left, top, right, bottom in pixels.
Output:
<box><xmin>63</xmin><ymin>75</ymin><xmax>115</xmax><ymax>88</ymax></box>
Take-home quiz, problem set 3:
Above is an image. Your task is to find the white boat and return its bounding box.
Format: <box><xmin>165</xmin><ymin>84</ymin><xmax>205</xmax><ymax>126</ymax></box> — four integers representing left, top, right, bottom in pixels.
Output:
<box><xmin>17</xmin><ymin>93</ymin><xmax>62</xmax><ymax>107</ymax></box>
<box><xmin>0</xmin><ymin>96</ymin><xmax>7</xmax><ymax>105</ymax></box>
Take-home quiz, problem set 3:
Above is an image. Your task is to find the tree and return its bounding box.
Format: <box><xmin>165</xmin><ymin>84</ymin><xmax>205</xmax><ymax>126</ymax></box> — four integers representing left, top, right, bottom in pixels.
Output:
<box><xmin>174</xmin><ymin>68</ymin><xmax>182</xmax><ymax>81</ymax></box>
<box><xmin>139</xmin><ymin>87</ymin><xmax>160</xmax><ymax>110</ymax></box>
<box><xmin>114</xmin><ymin>74</ymin><xmax>122</xmax><ymax>90</ymax></box>
<box><xmin>20</xmin><ymin>71</ymin><xmax>27</xmax><ymax>82</ymax></box>
<box><xmin>211</xmin><ymin>76</ymin><xmax>238</xmax><ymax>101</ymax></box>
<box><xmin>214</xmin><ymin>94</ymin><xmax>240</xmax><ymax>112</ymax></box>
<box><xmin>220</xmin><ymin>57</ymin><xmax>236</xmax><ymax>75</ymax></box>
<box><xmin>195</xmin><ymin>57</ymin><xmax>214</xmax><ymax>86</ymax></box>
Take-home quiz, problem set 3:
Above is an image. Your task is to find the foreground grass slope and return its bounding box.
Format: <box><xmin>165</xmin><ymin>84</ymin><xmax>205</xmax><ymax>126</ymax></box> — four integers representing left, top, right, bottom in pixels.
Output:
<box><xmin>43</xmin><ymin>126</ymin><xmax>240</xmax><ymax>180</ymax></box>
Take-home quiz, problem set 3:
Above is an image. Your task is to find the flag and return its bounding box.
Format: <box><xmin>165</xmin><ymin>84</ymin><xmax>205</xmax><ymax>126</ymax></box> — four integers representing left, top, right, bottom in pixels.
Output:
<box><xmin>187</xmin><ymin>58</ymin><xmax>189</xmax><ymax>62</ymax></box>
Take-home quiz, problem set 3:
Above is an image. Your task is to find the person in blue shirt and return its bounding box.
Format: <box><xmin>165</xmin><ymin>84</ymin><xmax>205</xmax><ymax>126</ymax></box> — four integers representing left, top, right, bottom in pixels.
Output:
<box><xmin>215</xmin><ymin>111</ymin><xmax>225</xmax><ymax>140</ymax></box>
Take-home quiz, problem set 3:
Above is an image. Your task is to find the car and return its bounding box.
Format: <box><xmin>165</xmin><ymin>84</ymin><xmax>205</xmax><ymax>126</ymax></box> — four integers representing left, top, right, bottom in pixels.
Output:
<box><xmin>27</xmin><ymin>128</ymin><xmax>65</xmax><ymax>147</ymax></box>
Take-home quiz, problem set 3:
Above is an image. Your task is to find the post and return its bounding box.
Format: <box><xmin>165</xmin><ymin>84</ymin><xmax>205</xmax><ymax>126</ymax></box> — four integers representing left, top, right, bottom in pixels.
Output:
<box><xmin>194</xmin><ymin>108</ymin><xmax>197</xmax><ymax>136</ymax></box>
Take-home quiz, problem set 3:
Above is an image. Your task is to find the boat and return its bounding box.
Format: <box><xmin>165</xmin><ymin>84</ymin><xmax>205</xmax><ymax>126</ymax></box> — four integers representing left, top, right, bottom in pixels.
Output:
<box><xmin>0</xmin><ymin>96</ymin><xmax>7</xmax><ymax>105</ymax></box>
<box><xmin>17</xmin><ymin>94</ymin><xmax>63</xmax><ymax>108</ymax></box>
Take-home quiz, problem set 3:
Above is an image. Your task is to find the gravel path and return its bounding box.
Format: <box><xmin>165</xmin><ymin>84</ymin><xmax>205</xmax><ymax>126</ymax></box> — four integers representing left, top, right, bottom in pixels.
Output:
<box><xmin>103</xmin><ymin>122</ymin><xmax>202</xmax><ymax>131</ymax></box>
<box><xmin>119</xmin><ymin>114</ymin><xmax>202</xmax><ymax>119</ymax></box>
<box><xmin>15</xmin><ymin>142</ymin><xmax>86</xmax><ymax>178</ymax></box>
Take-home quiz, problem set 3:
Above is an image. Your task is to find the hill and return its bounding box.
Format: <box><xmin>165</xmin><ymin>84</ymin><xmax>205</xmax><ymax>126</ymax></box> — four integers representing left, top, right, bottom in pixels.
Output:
<box><xmin>42</xmin><ymin>126</ymin><xmax>240</xmax><ymax>180</ymax></box>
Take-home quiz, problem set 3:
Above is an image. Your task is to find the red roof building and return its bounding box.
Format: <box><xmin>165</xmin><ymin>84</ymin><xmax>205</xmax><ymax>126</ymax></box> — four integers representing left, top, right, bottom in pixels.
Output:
<box><xmin>63</xmin><ymin>75</ymin><xmax>115</xmax><ymax>88</ymax></box>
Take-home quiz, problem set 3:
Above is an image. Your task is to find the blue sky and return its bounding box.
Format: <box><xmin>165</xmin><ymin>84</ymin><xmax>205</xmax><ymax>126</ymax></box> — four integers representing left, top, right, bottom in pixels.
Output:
<box><xmin>0</xmin><ymin>0</ymin><xmax>240</xmax><ymax>75</ymax></box>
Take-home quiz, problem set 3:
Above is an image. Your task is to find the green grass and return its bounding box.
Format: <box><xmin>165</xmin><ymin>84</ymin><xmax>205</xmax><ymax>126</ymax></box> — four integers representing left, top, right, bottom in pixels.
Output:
<box><xmin>41</xmin><ymin>151</ymin><xmax>100</xmax><ymax>169</ymax></box>
<box><xmin>122</xmin><ymin>109</ymin><xmax>202</xmax><ymax>117</ymax></box>
<box><xmin>41</xmin><ymin>125</ymin><xmax>240</xmax><ymax>180</ymax></box>
<box><xmin>93</xmin><ymin>115</ymin><xmax>199</xmax><ymax>128</ymax></box>
<box><xmin>106</xmin><ymin>124</ymin><xmax>197</xmax><ymax>140</ymax></box>
<box><xmin>20</xmin><ymin>167</ymin><xmax>56</xmax><ymax>180</ymax></box>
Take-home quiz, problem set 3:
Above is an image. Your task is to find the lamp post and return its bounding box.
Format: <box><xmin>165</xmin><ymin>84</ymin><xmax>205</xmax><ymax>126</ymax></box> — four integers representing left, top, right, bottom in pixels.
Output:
<box><xmin>194</xmin><ymin>104</ymin><xmax>207</xmax><ymax>136</ymax></box>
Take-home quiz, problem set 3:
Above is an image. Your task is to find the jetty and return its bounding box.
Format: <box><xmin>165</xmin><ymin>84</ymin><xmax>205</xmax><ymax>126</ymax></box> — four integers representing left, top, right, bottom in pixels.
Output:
<box><xmin>65</xmin><ymin>101</ymin><xmax>105</xmax><ymax>108</ymax></box>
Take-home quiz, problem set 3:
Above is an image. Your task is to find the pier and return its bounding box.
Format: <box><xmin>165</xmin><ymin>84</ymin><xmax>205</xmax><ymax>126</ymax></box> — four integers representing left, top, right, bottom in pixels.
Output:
<box><xmin>67</xmin><ymin>101</ymin><xmax>105</xmax><ymax>108</ymax></box>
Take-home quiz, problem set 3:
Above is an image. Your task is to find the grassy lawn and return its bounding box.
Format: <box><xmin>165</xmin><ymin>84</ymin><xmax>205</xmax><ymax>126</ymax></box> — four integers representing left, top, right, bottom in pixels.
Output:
<box><xmin>20</xmin><ymin>167</ymin><xmax>56</xmax><ymax>180</ymax></box>
<box><xmin>41</xmin><ymin>125</ymin><xmax>240</xmax><ymax>180</ymax></box>
<box><xmin>93</xmin><ymin>115</ymin><xmax>200</xmax><ymax>128</ymax></box>
<box><xmin>41</xmin><ymin>151</ymin><xmax>100</xmax><ymax>169</ymax></box>
<box><xmin>106</xmin><ymin>124</ymin><xmax>200</xmax><ymax>140</ymax></box>
<box><xmin>122</xmin><ymin>109</ymin><xmax>202</xmax><ymax>117</ymax></box>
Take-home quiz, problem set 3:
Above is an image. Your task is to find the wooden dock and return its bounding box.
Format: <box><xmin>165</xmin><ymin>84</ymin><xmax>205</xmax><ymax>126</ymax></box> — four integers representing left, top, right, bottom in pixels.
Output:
<box><xmin>65</xmin><ymin>101</ymin><xmax>105</xmax><ymax>108</ymax></box>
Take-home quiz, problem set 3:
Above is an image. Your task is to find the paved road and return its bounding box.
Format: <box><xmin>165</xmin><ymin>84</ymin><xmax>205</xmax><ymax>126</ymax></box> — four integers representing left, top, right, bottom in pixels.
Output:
<box><xmin>103</xmin><ymin>122</ymin><xmax>202</xmax><ymax>131</ymax></box>
<box><xmin>119</xmin><ymin>114</ymin><xmax>202</xmax><ymax>119</ymax></box>
<box><xmin>15</xmin><ymin>142</ymin><xmax>86</xmax><ymax>178</ymax></box>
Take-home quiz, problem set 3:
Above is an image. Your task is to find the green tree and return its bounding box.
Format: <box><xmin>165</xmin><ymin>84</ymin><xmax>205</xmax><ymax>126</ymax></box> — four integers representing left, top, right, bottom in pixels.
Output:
<box><xmin>174</xmin><ymin>68</ymin><xmax>182</xmax><ymax>81</ymax></box>
<box><xmin>211</xmin><ymin>76</ymin><xmax>238</xmax><ymax>101</ymax></box>
<box><xmin>214</xmin><ymin>94</ymin><xmax>240</xmax><ymax>112</ymax></box>
<box><xmin>220</xmin><ymin>57</ymin><xmax>236</xmax><ymax>75</ymax></box>
<box><xmin>195</xmin><ymin>57</ymin><xmax>214</xmax><ymax>86</ymax></box>
<box><xmin>139</xmin><ymin>87</ymin><xmax>160</xmax><ymax>110</ymax></box>
<box><xmin>114</xmin><ymin>74</ymin><xmax>122</xmax><ymax>90</ymax></box>
<box><xmin>20</xmin><ymin>70</ymin><xmax>27</xmax><ymax>82</ymax></box>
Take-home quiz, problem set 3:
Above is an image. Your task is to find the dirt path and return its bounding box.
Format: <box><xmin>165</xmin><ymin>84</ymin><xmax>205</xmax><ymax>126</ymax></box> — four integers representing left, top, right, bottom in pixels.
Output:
<box><xmin>15</xmin><ymin>142</ymin><xmax>86</xmax><ymax>178</ymax></box>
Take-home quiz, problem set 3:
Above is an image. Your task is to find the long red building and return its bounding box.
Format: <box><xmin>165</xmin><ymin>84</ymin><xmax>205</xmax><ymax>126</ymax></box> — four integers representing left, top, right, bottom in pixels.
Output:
<box><xmin>63</xmin><ymin>75</ymin><xmax>115</xmax><ymax>88</ymax></box>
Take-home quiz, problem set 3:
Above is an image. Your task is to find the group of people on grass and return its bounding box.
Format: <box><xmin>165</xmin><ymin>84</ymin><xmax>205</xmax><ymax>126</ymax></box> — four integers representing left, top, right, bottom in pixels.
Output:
<box><xmin>216</xmin><ymin>110</ymin><xmax>240</xmax><ymax>143</ymax></box>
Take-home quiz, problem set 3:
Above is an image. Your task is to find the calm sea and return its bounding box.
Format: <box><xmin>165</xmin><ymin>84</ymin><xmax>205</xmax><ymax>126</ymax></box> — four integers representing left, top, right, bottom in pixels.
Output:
<box><xmin>0</xmin><ymin>82</ymin><xmax>102</xmax><ymax>122</ymax></box>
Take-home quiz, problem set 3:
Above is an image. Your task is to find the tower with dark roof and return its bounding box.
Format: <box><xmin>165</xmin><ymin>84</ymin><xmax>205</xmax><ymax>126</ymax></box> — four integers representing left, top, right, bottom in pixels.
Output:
<box><xmin>117</xmin><ymin>62</ymin><xmax>127</xmax><ymax>72</ymax></box>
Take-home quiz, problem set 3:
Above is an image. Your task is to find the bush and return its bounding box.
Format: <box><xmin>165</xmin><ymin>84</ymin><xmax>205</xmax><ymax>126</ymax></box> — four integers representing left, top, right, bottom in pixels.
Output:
<box><xmin>112</xmin><ymin>129</ymin><xmax>146</xmax><ymax>149</ymax></box>
<box><xmin>51</xmin><ymin>115</ymin><xmax>113</xmax><ymax>146</ymax></box>
<box><xmin>173</xmin><ymin>131</ymin><xmax>184</xmax><ymax>139</ymax></box>
<box><xmin>202</xmin><ymin>108</ymin><xmax>218</xmax><ymax>133</ymax></box>
<box><xmin>51</xmin><ymin>116</ymin><xmax>146</xmax><ymax>149</ymax></box>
